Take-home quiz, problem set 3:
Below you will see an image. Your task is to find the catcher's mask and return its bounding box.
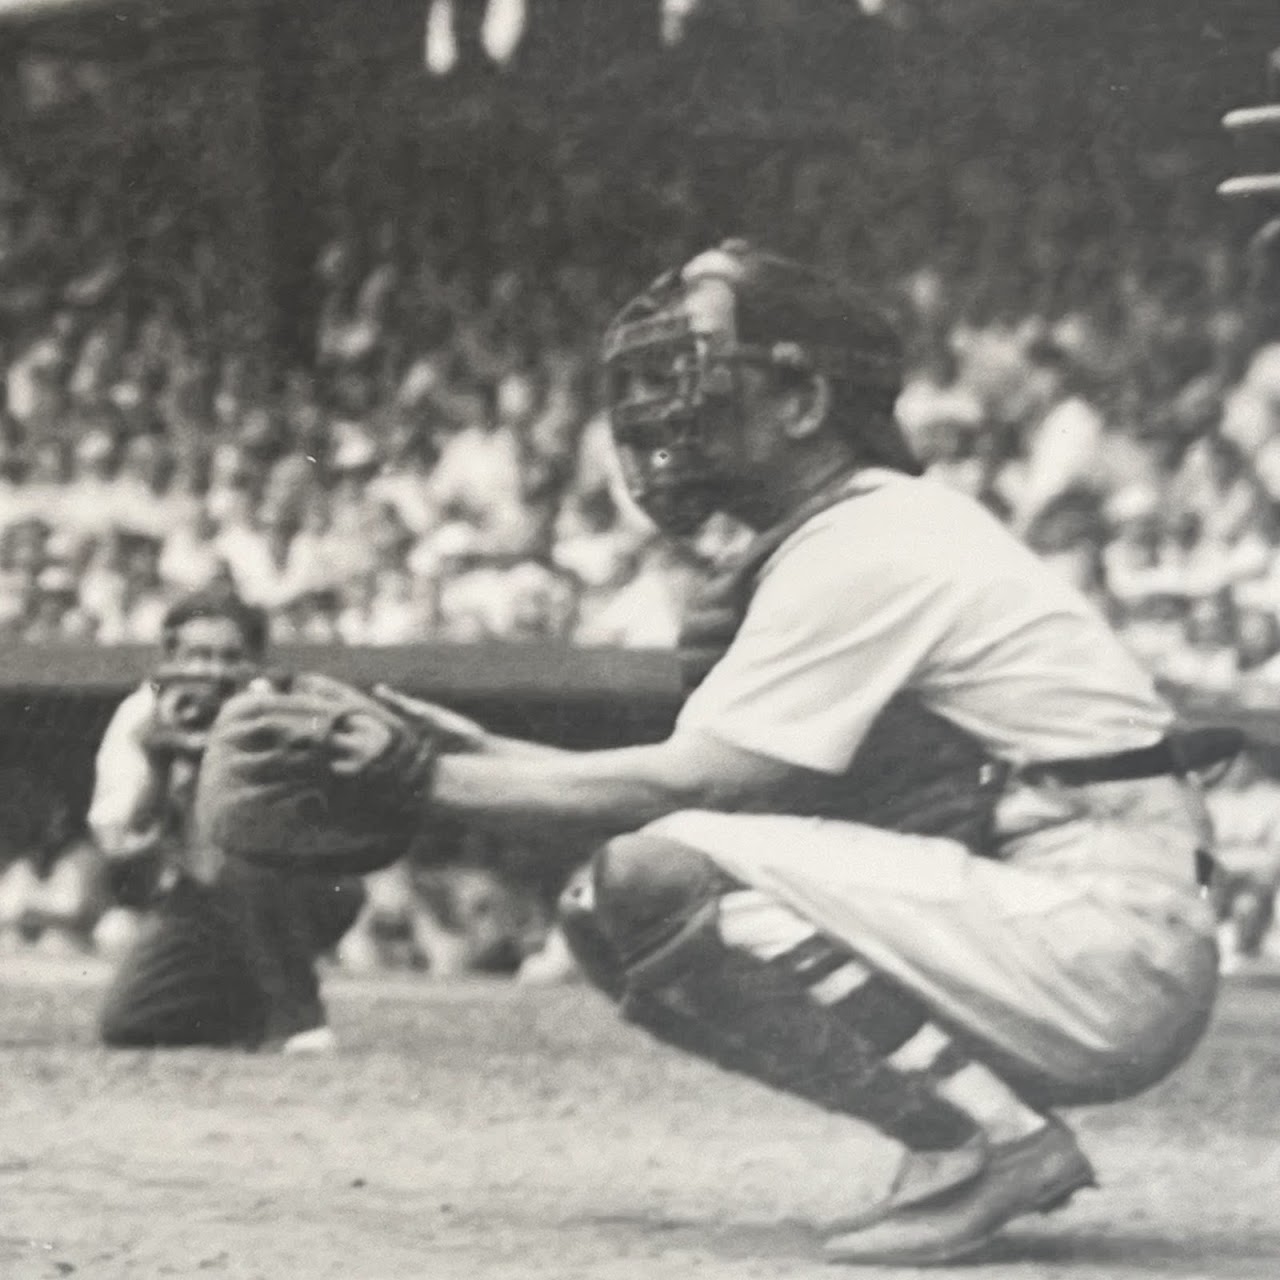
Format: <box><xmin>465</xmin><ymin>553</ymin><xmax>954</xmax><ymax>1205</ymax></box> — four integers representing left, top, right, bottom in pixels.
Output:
<box><xmin>602</xmin><ymin>241</ymin><xmax>903</xmax><ymax>535</ymax></box>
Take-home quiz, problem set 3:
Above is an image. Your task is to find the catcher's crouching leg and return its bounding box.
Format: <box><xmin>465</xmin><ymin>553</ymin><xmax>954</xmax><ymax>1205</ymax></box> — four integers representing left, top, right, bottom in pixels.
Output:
<box><xmin>559</xmin><ymin>831</ymin><xmax>984</xmax><ymax>1153</ymax></box>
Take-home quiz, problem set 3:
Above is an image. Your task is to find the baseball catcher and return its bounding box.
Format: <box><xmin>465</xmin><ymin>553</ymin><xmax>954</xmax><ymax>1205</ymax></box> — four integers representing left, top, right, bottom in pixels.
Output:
<box><xmin>89</xmin><ymin>588</ymin><xmax>365</xmax><ymax>1051</ymax></box>
<box><xmin>197</xmin><ymin>241</ymin><xmax>1232</xmax><ymax>1263</ymax></box>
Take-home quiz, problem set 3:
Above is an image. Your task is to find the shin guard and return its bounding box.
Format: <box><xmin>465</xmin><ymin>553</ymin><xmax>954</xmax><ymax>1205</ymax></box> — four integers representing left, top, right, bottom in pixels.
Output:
<box><xmin>583</xmin><ymin>835</ymin><xmax>980</xmax><ymax>1151</ymax></box>
<box><xmin>624</xmin><ymin>896</ymin><xmax>977</xmax><ymax>1149</ymax></box>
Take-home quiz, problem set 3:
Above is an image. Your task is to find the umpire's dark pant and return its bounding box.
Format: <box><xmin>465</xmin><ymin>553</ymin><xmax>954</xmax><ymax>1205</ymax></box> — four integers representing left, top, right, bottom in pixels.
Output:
<box><xmin>99</xmin><ymin>861</ymin><xmax>365</xmax><ymax>1048</ymax></box>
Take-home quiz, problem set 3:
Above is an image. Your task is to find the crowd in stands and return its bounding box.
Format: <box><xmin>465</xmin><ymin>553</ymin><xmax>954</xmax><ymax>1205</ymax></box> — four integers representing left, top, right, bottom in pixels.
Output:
<box><xmin>11</xmin><ymin>184</ymin><xmax>1280</xmax><ymax>691</ymax></box>
<box><xmin>6</xmin><ymin>27</ymin><xmax>1280</xmax><ymax>684</ymax></box>
<box><xmin>0</xmin><ymin>154</ymin><xmax>721</xmax><ymax>650</ymax></box>
<box><xmin>892</xmin><ymin>248</ymin><xmax>1280</xmax><ymax>704</ymax></box>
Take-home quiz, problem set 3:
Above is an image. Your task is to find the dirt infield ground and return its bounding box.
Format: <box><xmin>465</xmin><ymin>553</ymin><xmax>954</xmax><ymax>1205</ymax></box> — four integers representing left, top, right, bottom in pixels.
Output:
<box><xmin>2</xmin><ymin>962</ymin><xmax>1278</xmax><ymax>1280</ymax></box>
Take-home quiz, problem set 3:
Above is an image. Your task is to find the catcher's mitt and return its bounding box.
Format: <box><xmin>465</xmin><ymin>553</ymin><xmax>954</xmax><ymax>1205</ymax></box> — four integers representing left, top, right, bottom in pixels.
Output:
<box><xmin>193</xmin><ymin>673</ymin><xmax>440</xmax><ymax>876</ymax></box>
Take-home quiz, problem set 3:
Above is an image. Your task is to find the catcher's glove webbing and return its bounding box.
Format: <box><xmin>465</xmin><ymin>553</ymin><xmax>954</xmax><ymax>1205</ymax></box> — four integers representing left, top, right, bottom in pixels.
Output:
<box><xmin>193</xmin><ymin>673</ymin><xmax>439</xmax><ymax>876</ymax></box>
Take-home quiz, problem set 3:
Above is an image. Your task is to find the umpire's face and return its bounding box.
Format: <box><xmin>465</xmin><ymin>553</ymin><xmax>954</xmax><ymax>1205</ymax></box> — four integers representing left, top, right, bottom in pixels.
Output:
<box><xmin>171</xmin><ymin>616</ymin><xmax>255</xmax><ymax>674</ymax></box>
<box><xmin>156</xmin><ymin>616</ymin><xmax>261</xmax><ymax>734</ymax></box>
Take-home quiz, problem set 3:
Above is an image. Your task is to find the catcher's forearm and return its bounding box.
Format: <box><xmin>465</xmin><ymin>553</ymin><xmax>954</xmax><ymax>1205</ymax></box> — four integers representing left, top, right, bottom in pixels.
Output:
<box><xmin>478</xmin><ymin>734</ymin><xmax>569</xmax><ymax>759</ymax></box>
<box><xmin>193</xmin><ymin>676</ymin><xmax>807</xmax><ymax>877</ymax></box>
<box><xmin>428</xmin><ymin>730</ymin><xmax>809</xmax><ymax>836</ymax></box>
<box><xmin>430</xmin><ymin>743</ymin><xmax>703</xmax><ymax>836</ymax></box>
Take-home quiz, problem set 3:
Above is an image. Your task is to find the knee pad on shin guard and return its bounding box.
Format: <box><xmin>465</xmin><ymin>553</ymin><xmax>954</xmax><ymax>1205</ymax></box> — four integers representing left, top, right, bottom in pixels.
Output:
<box><xmin>584</xmin><ymin>833</ymin><xmax>976</xmax><ymax>1151</ymax></box>
<box><xmin>557</xmin><ymin>835</ymin><xmax>736</xmax><ymax>1001</ymax></box>
<box><xmin>594</xmin><ymin>832</ymin><xmax>739</xmax><ymax>964</ymax></box>
<box><xmin>556</xmin><ymin>862</ymin><xmax>626</xmax><ymax>1000</ymax></box>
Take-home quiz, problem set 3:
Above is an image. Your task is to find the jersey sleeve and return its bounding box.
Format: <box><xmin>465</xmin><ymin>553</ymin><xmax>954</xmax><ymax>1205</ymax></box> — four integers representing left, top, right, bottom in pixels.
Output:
<box><xmin>676</xmin><ymin>509</ymin><xmax>953</xmax><ymax>773</ymax></box>
<box><xmin>87</xmin><ymin>684</ymin><xmax>166</xmax><ymax>858</ymax></box>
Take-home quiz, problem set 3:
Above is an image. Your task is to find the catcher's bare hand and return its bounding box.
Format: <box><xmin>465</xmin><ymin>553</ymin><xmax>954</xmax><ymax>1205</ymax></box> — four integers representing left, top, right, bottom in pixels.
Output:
<box><xmin>371</xmin><ymin>685</ymin><xmax>490</xmax><ymax>753</ymax></box>
<box><xmin>328</xmin><ymin>713</ymin><xmax>401</xmax><ymax>777</ymax></box>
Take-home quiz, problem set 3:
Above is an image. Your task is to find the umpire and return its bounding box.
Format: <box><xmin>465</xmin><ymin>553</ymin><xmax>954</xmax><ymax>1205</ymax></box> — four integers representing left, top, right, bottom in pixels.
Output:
<box><xmin>89</xmin><ymin>587</ymin><xmax>364</xmax><ymax>1051</ymax></box>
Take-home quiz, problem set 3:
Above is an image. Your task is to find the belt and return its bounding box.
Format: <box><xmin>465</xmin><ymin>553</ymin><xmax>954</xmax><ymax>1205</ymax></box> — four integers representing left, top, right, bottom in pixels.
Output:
<box><xmin>1019</xmin><ymin>727</ymin><xmax>1244</xmax><ymax>788</ymax></box>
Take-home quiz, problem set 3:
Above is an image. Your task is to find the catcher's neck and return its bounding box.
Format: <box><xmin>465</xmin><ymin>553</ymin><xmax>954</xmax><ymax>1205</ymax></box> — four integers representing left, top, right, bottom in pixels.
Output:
<box><xmin>727</xmin><ymin>443</ymin><xmax>862</xmax><ymax>533</ymax></box>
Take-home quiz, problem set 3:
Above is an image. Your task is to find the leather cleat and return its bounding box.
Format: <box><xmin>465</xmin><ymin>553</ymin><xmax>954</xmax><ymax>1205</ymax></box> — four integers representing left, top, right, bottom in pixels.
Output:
<box><xmin>824</xmin><ymin>1119</ymin><xmax>1097</xmax><ymax>1266</ymax></box>
<box><xmin>828</xmin><ymin>1134</ymin><xmax>990</xmax><ymax>1234</ymax></box>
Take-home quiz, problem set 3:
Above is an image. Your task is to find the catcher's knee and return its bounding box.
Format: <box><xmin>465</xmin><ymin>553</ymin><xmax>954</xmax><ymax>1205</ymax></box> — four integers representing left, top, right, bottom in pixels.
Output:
<box><xmin>557</xmin><ymin>832</ymin><xmax>735</xmax><ymax>997</ymax></box>
<box><xmin>556</xmin><ymin>862</ymin><xmax>624</xmax><ymax>999</ymax></box>
<box><xmin>594</xmin><ymin>831</ymin><xmax>736</xmax><ymax>961</ymax></box>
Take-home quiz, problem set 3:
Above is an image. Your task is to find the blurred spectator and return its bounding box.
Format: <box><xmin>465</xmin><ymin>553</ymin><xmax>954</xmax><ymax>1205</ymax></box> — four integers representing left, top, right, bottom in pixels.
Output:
<box><xmin>437</xmin><ymin>556</ymin><xmax>577</xmax><ymax>642</ymax></box>
<box><xmin>336</xmin><ymin>568</ymin><xmax>431</xmax><ymax>645</ymax></box>
<box><xmin>905</xmin><ymin>389</ymin><xmax>991</xmax><ymax>503</ymax></box>
<box><xmin>367</xmin><ymin>413</ymin><xmax>440</xmax><ymax>537</ymax></box>
<box><xmin>1102</xmin><ymin>490</ymin><xmax>1174</xmax><ymax>609</ymax></box>
<box><xmin>338</xmin><ymin>855</ymin><xmax>541</xmax><ymax>978</ymax></box>
<box><xmin>1204</xmin><ymin>753</ymin><xmax>1280</xmax><ymax>969</ymax></box>
<box><xmin>1169</xmin><ymin>434</ymin><xmax>1270</xmax><ymax>548</ymax></box>
<box><xmin>159</xmin><ymin>508</ymin><xmax>226</xmax><ymax>595</ymax></box>
<box><xmin>96</xmin><ymin>536</ymin><xmax>168</xmax><ymax>644</ymax></box>
<box><xmin>0</xmin><ymin>415</ymin><xmax>29</xmax><ymax>533</ymax></box>
<box><xmin>6</xmin><ymin>334</ymin><xmax>70</xmax><ymax>438</ymax></box>
<box><xmin>1004</xmin><ymin>337</ymin><xmax>1107</xmax><ymax>538</ymax></box>
<box><xmin>1235</xmin><ymin>607</ymin><xmax>1280</xmax><ymax>687</ymax></box>
<box><xmin>205</xmin><ymin>442</ymin><xmax>265</xmax><ymax>532</ymax></box>
<box><xmin>80</xmin><ymin>529</ymin><xmax>130</xmax><ymax>633</ymax></box>
<box><xmin>0</xmin><ymin>775</ymin><xmax>105</xmax><ymax>955</ymax></box>
<box><xmin>262</xmin><ymin>451</ymin><xmax>321</xmax><ymax>526</ymax></box>
<box><xmin>572</xmin><ymin>542</ymin><xmax>694</xmax><ymax>649</ymax></box>
<box><xmin>60</xmin><ymin>422</ymin><xmax>125</xmax><ymax>546</ymax></box>
<box><xmin>24</xmin><ymin>440</ymin><xmax>72</xmax><ymax>527</ymax></box>
<box><xmin>424</xmin><ymin>373</ymin><xmax>553</xmax><ymax>558</ymax></box>
<box><xmin>113</xmin><ymin>433</ymin><xmax>194</xmax><ymax>541</ymax></box>
<box><xmin>27</xmin><ymin>563</ymin><xmax>95</xmax><ymax>643</ymax></box>
<box><xmin>216</xmin><ymin>499</ymin><xmax>330</xmax><ymax>612</ymax></box>
<box><xmin>1023</xmin><ymin>489</ymin><xmax>1108</xmax><ymax>606</ymax></box>
<box><xmin>1159</xmin><ymin>591</ymin><xmax>1240</xmax><ymax>691</ymax></box>
<box><xmin>273</xmin><ymin>588</ymin><xmax>342</xmax><ymax>644</ymax></box>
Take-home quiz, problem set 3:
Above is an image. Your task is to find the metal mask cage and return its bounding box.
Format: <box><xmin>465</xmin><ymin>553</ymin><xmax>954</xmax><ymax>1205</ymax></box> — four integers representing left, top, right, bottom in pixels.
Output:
<box><xmin>603</xmin><ymin>307</ymin><xmax>789</xmax><ymax>448</ymax></box>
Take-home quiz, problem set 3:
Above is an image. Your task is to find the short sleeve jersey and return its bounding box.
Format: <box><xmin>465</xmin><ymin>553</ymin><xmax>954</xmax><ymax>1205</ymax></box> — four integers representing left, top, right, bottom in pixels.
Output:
<box><xmin>677</xmin><ymin>472</ymin><xmax>1172</xmax><ymax>773</ymax></box>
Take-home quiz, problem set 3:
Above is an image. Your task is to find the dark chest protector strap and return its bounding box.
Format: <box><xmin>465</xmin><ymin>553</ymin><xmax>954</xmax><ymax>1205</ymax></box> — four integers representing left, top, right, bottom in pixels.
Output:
<box><xmin>677</xmin><ymin>469</ymin><xmax>1005</xmax><ymax>854</ymax></box>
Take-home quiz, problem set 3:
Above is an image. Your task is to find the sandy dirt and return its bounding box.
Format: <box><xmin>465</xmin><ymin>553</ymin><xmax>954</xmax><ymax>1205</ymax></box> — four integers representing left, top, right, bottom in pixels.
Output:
<box><xmin>1</xmin><ymin>960</ymin><xmax>1278</xmax><ymax>1280</ymax></box>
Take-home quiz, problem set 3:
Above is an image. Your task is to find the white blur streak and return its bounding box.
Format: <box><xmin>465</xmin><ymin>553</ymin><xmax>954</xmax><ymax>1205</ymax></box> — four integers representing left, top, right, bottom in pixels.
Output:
<box><xmin>0</xmin><ymin>0</ymin><xmax>106</xmax><ymax>20</ymax></box>
<box><xmin>482</xmin><ymin>0</ymin><xmax>526</xmax><ymax>66</ymax></box>
<box><xmin>661</xmin><ymin>0</ymin><xmax>698</xmax><ymax>47</ymax></box>
<box><xmin>425</xmin><ymin>0</ymin><xmax>459</xmax><ymax>76</ymax></box>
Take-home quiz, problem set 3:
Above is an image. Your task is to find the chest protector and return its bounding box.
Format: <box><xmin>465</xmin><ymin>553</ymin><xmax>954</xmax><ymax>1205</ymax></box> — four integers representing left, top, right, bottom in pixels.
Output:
<box><xmin>677</xmin><ymin>472</ymin><xmax>1006</xmax><ymax>854</ymax></box>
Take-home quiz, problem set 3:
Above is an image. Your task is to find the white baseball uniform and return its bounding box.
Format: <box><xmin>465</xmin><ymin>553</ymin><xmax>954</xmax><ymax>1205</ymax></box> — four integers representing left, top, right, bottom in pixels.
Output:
<box><xmin>652</xmin><ymin>471</ymin><xmax>1219</xmax><ymax>1103</ymax></box>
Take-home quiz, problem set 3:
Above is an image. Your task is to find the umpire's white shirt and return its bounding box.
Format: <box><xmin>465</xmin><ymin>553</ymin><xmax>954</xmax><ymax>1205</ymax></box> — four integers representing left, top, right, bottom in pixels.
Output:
<box><xmin>678</xmin><ymin>470</ymin><xmax>1172</xmax><ymax>774</ymax></box>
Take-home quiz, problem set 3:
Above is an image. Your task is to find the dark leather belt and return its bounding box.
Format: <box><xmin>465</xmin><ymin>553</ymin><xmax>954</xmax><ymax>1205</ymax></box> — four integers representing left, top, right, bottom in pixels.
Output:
<box><xmin>1019</xmin><ymin>727</ymin><xmax>1244</xmax><ymax>788</ymax></box>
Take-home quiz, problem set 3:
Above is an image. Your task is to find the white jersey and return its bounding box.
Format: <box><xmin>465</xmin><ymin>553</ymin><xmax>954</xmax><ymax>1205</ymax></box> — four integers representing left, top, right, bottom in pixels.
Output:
<box><xmin>678</xmin><ymin>471</ymin><xmax>1172</xmax><ymax>774</ymax></box>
